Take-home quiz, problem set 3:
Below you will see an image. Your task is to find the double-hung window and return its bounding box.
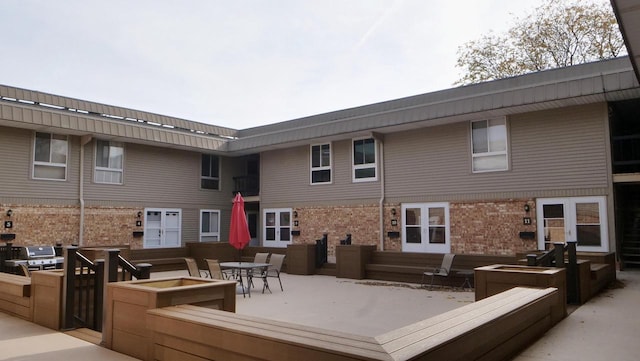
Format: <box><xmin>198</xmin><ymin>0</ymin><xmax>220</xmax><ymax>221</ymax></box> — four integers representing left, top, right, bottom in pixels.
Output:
<box><xmin>33</xmin><ymin>132</ymin><xmax>68</xmax><ymax>180</ymax></box>
<box><xmin>311</xmin><ymin>143</ymin><xmax>331</xmax><ymax>184</ymax></box>
<box><xmin>95</xmin><ymin>140</ymin><xmax>124</xmax><ymax>184</ymax></box>
<box><xmin>201</xmin><ymin>154</ymin><xmax>220</xmax><ymax>190</ymax></box>
<box><xmin>471</xmin><ymin>118</ymin><xmax>508</xmax><ymax>172</ymax></box>
<box><xmin>353</xmin><ymin>137</ymin><xmax>377</xmax><ymax>181</ymax></box>
<box><xmin>200</xmin><ymin>209</ymin><xmax>220</xmax><ymax>242</ymax></box>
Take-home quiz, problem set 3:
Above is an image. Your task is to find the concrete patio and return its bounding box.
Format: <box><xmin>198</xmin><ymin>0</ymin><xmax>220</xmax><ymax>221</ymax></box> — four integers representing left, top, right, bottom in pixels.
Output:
<box><xmin>0</xmin><ymin>269</ymin><xmax>638</xmax><ymax>360</ymax></box>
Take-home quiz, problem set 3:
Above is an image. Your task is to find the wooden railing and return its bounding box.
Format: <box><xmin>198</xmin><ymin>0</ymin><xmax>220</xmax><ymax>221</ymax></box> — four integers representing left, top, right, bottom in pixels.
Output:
<box><xmin>0</xmin><ymin>242</ymin><xmax>21</xmax><ymax>273</ymax></box>
<box><xmin>232</xmin><ymin>175</ymin><xmax>259</xmax><ymax>196</ymax></box>
<box><xmin>526</xmin><ymin>241</ymin><xmax>579</xmax><ymax>304</ymax></box>
<box><xmin>63</xmin><ymin>247</ymin><xmax>152</xmax><ymax>331</ymax></box>
<box><xmin>64</xmin><ymin>246</ymin><xmax>104</xmax><ymax>331</ymax></box>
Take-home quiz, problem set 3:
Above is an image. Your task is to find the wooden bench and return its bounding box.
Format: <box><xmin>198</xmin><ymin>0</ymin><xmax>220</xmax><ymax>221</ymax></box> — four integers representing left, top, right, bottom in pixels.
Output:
<box><xmin>130</xmin><ymin>248</ymin><xmax>190</xmax><ymax>272</ymax></box>
<box><xmin>0</xmin><ymin>272</ymin><xmax>32</xmax><ymax>320</ymax></box>
<box><xmin>145</xmin><ymin>287</ymin><xmax>559</xmax><ymax>361</ymax></box>
<box><xmin>364</xmin><ymin>252</ymin><xmax>516</xmax><ymax>285</ymax></box>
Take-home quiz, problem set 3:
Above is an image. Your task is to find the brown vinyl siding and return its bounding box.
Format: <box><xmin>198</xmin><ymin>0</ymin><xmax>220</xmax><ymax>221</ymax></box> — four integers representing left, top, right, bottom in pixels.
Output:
<box><xmin>82</xmin><ymin>143</ymin><xmax>236</xmax><ymax>243</ymax></box>
<box><xmin>0</xmin><ymin>130</ymin><xmax>236</xmax><ymax>243</ymax></box>
<box><xmin>260</xmin><ymin>140</ymin><xmax>380</xmax><ymax>207</ymax></box>
<box><xmin>261</xmin><ymin>103</ymin><xmax>609</xmax><ymax>207</ymax></box>
<box><xmin>384</xmin><ymin>103</ymin><xmax>610</xmax><ymax>201</ymax></box>
<box><xmin>0</xmin><ymin>126</ymin><xmax>80</xmax><ymax>203</ymax></box>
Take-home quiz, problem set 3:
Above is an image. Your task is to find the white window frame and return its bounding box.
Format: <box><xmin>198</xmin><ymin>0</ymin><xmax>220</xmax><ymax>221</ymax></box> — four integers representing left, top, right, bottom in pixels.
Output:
<box><xmin>33</xmin><ymin>132</ymin><xmax>68</xmax><ymax>181</ymax></box>
<box><xmin>401</xmin><ymin>202</ymin><xmax>451</xmax><ymax>253</ymax></box>
<box><xmin>352</xmin><ymin>137</ymin><xmax>378</xmax><ymax>182</ymax></box>
<box><xmin>471</xmin><ymin>117</ymin><xmax>509</xmax><ymax>173</ymax></box>
<box><xmin>199</xmin><ymin>209</ymin><xmax>221</xmax><ymax>242</ymax></box>
<box><xmin>201</xmin><ymin>154</ymin><xmax>220</xmax><ymax>190</ymax></box>
<box><xmin>310</xmin><ymin>143</ymin><xmax>332</xmax><ymax>184</ymax></box>
<box><xmin>536</xmin><ymin>197</ymin><xmax>609</xmax><ymax>252</ymax></box>
<box><xmin>94</xmin><ymin>140</ymin><xmax>124</xmax><ymax>184</ymax></box>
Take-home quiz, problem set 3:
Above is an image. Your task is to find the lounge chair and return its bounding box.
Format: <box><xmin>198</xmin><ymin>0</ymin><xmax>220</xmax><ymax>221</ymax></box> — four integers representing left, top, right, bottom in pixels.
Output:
<box><xmin>421</xmin><ymin>253</ymin><xmax>455</xmax><ymax>290</ymax></box>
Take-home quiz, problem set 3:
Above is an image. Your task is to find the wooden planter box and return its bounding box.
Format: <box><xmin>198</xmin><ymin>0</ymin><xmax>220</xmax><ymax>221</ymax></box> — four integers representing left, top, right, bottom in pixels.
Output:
<box><xmin>286</xmin><ymin>244</ymin><xmax>316</xmax><ymax>275</ymax></box>
<box><xmin>475</xmin><ymin>264</ymin><xmax>567</xmax><ymax>324</ymax></box>
<box><xmin>32</xmin><ymin>270</ymin><xmax>64</xmax><ymax>330</ymax></box>
<box><xmin>104</xmin><ymin>277</ymin><xmax>237</xmax><ymax>361</ymax></box>
<box><xmin>335</xmin><ymin>245</ymin><xmax>376</xmax><ymax>279</ymax></box>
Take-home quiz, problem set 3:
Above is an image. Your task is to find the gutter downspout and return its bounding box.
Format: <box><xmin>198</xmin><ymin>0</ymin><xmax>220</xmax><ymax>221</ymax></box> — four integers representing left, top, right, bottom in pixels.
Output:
<box><xmin>79</xmin><ymin>135</ymin><xmax>92</xmax><ymax>247</ymax></box>
<box><xmin>374</xmin><ymin>133</ymin><xmax>385</xmax><ymax>251</ymax></box>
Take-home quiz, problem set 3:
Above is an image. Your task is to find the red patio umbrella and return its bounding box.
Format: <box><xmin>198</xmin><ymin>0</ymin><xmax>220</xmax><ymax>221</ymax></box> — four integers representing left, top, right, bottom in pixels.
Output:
<box><xmin>229</xmin><ymin>192</ymin><xmax>251</xmax><ymax>262</ymax></box>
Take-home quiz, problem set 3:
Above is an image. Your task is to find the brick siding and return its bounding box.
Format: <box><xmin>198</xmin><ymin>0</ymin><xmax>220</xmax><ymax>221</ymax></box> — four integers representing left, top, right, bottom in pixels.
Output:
<box><xmin>1</xmin><ymin>205</ymin><xmax>143</xmax><ymax>248</ymax></box>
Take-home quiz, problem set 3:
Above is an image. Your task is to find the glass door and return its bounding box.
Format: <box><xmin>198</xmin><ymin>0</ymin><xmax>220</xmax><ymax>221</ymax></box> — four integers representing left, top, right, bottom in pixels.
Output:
<box><xmin>402</xmin><ymin>203</ymin><xmax>450</xmax><ymax>253</ymax></box>
<box><xmin>263</xmin><ymin>208</ymin><xmax>292</xmax><ymax>248</ymax></box>
<box><xmin>536</xmin><ymin>197</ymin><xmax>608</xmax><ymax>252</ymax></box>
<box><xmin>144</xmin><ymin>208</ymin><xmax>182</xmax><ymax>248</ymax></box>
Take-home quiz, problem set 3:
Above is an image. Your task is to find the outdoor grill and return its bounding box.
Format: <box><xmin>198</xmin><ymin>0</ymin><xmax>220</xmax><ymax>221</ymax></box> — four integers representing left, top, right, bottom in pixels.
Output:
<box><xmin>4</xmin><ymin>245</ymin><xmax>64</xmax><ymax>272</ymax></box>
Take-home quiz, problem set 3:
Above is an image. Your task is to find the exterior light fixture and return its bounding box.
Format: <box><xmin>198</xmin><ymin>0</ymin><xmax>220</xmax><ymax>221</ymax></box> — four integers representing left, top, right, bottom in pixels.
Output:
<box><xmin>391</xmin><ymin>208</ymin><xmax>396</xmax><ymax>216</ymax></box>
<box><xmin>524</xmin><ymin>204</ymin><xmax>530</xmax><ymax>212</ymax></box>
<box><xmin>293</xmin><ymin>211</ymin><xmax>298</xmax><ymax>218</ymax></box>
<box><xmin>6</xmin><ymin>209</ymin><xmax>12</xmax><ymax>217</ymax></box>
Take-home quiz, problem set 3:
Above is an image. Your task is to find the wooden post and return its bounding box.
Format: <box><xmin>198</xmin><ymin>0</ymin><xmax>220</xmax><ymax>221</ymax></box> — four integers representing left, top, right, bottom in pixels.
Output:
<box><xmin>104</xmin><ymin>249</ymin><xmax>120</xmax><ymax>283</ymax></box>
<box><xmin>94</xmin><ymin>259</ymin><xmax>105</xmax><ymax>332</ymax></box>
<box><xmin>63</xmin><ymin>246</ymin><xmax>78</xmax><ymax>330</ymax></box>
<box><xmin>566</xmin><ymin>240</ymin><xmax>579</xmax><ymax>304</ymax></box>
<box><xmin>553</xmin><ymin>242</ymin><xmax>565</xmax><ymax>268</ymax></box>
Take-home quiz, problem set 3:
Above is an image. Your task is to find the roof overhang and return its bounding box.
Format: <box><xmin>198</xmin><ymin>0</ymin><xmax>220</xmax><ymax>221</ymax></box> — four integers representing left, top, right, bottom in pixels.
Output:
<box><xmin>225</xmin><ymin>57</ymin><xmax>640</xmax><ymax>155</ymax></box>
<box><xmin>612</xmin><ymin>0</ymin><xmax>640</xmax><ymax>82</ymax></box>
<box><xmin>0</xmin><ymin>84</ymin><xmax>235</xmax><ymax>154</ymax></box>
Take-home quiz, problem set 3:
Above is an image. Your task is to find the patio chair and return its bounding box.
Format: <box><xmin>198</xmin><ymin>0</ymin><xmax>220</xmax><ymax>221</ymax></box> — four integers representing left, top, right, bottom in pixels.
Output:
<box><xmin>19</xmin><ymin>264</ymin><xmax>30</xmax><ymax>278</ymax></box>
<box><xmin>254</xmin><ymin>252</ymin><xmax>269</xmax><ymax>263</ymax></box>
<box><xmin>205</xmin><ymin>259</ymin><xmax>227</xmax><ymax>280</ymax></box>
<box><xmin>184</xmin><ymin>257</ymin><xmax>206</xmax><ymax>278</ymax></box>
<box><xmin>421</xmin><ymin>253</ymin><xmax>455</xmax><ymax>290</ymax></box>
<box><xmin>248</xmin><ymin>252</ymin><xmax>270</xmax><ymax>288</ymax></box>
<box><xmin>260</xmin><ymin>253</ymin><xmax>285</xmax><ymax>293</ymax></box>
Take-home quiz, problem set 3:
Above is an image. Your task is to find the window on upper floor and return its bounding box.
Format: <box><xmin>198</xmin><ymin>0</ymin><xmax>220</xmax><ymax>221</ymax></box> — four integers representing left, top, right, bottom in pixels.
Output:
<box><xmin>201</xmin><ymin>154</ymin><xmax>220</xmax><ymax>190</ymax></box>
<box><xmin>310</xmin><ymin>143</ymin><xmax>331</xmax><ymax>184</ymax></box>
<box><xmin>33</xmin><ymin>132</ymin><xmax>68</xmax><ymax>181</ymax></box>
<box><xmin>471</xmin><ymin>118</ymin><xmax>508</xmax><ymax>172</ymax></box>
<box><xmin>353</xmin><ymin>137</ymin><xmax>377</xmax><ymax>181</ymax></box>
<box><xmin>95</xmin><ymin>140</ymin><xmax>124</xmax><ymax>184</ymax></box>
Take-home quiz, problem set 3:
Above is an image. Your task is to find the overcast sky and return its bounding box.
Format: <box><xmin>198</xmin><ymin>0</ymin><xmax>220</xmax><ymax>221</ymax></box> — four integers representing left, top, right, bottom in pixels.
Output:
<box><xmin>0</xmin><ymin>0</ymin><xmax>608</xmax><ymax>130</ymax></box>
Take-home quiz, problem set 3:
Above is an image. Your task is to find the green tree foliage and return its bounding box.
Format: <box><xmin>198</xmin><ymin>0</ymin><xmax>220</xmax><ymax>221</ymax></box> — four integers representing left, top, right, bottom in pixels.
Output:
<box><xmin>455</xmin><ymin>0</ymin><xmax>626</xmax><ymax>85</ymax></box>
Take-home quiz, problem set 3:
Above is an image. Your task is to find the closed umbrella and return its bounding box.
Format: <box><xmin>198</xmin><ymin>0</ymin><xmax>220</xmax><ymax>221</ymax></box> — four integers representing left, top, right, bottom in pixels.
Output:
<box><xmin>229</xmin><ymin>192</ymin><xmax>251</xmax><ymax>262</ymax></box>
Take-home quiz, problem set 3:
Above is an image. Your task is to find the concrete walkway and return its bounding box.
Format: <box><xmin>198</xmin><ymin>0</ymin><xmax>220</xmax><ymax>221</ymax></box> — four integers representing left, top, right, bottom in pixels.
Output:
<box><xmin>0</xmin><ymin>269</ymin><xmax>638</xmax><ymax>360</ymax></box>
<box><xmin>513</xmin><ymin>270</ymin><xmax>640</xmax><ymax>361</ymax></box>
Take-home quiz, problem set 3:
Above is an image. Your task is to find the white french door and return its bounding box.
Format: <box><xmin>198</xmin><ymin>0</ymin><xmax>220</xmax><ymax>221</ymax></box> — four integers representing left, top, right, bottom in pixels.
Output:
<box><xmin>536</xmin><ymin>197</ymin><xmax>608</xmax><ymax>252</ymax></box>
<box><xmin>263</xmin><ymin>208</ymin><xmax>292</xmax><ymax>248</ymax></box>
<box><xmin>402</xmin><ymin>203</ymin><xmax>450</xmax><ymax>253</ymax></box>
<box><xmin>144</xmin><ymin>208</ymin><xmax>181</xmax><ymax>248</ymax></box>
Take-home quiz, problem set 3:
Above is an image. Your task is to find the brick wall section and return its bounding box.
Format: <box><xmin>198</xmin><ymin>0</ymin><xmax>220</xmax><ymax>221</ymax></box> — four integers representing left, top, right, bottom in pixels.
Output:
<box><xmin>1</xmin><ymin>205</ymin><xmax>144</xmax><ymax>248</ymax></box>
<box><xmin>292</xmin><ymin>199</ymin><xmax>537</xmax><ymax>256</ymax></box>
<box><xmin>83</xmin><ymin>207</ymin><xmax>143</xmax><ymax>248</ymax></box>
<box><xmin>450</xmin><ymin>199</ymin><xmax>537</xmax><ymax>255</ymax></box>
<box><xmin>1</xmin><ymin>204</ymin><xmax>79</xmax><ymax>246</ymax></box>
<box><xmin>2</xmin><ymin>199</ymin><xmax>538</xmax><ymax>255</ymax></box>
<box><xmin>292</xmin><ymin>204</ymin><xmax>381</xmax><ymax>257</ymax></box>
